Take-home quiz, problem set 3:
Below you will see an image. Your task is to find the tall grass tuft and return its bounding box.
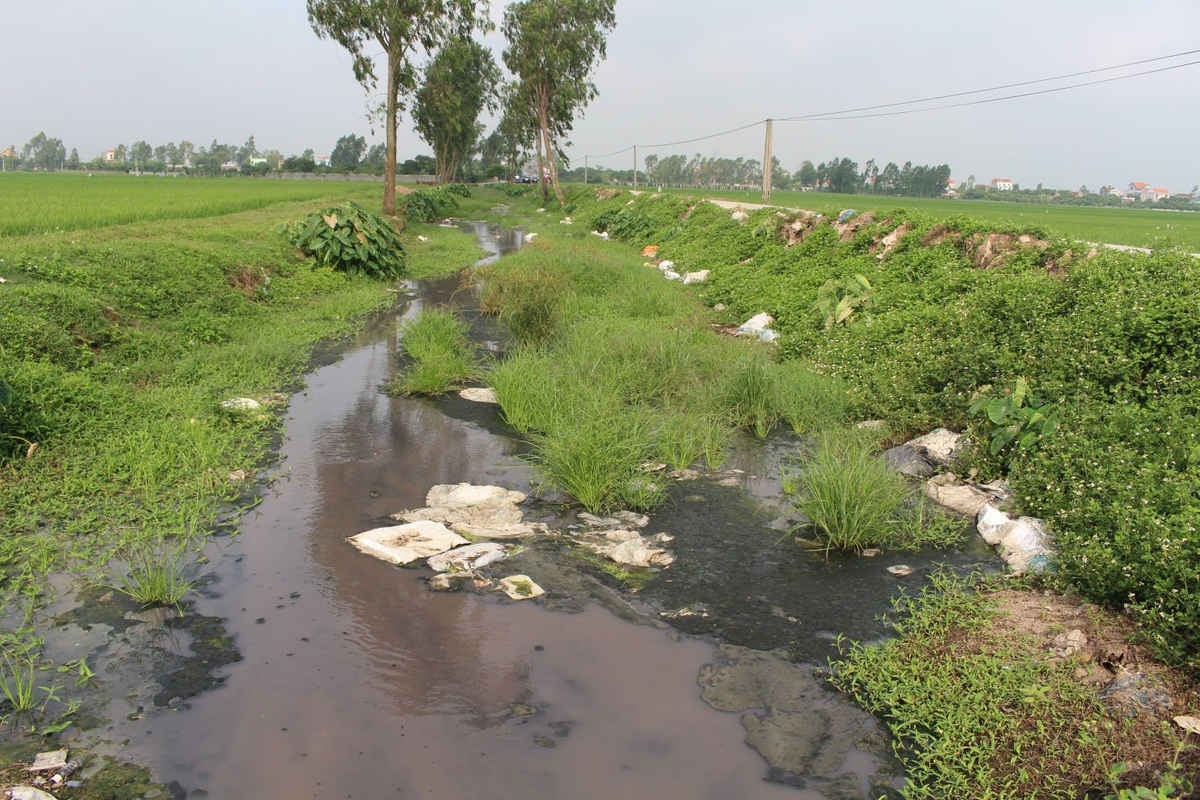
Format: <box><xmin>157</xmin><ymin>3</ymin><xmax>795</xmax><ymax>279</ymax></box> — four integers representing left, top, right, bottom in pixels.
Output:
<box><xmin>478</xmin><ymin>257</ymin><xmax>570</xmax><ymax>343</ymax></box>
<box><xmin>530</xmin><ymin>408</ymin><xmax>662</xmax><ymax>512</ymax></box>
<box><xmin>721</xmin><ymin>355</ymin><xmax>779</xmax><ymax>437</ymax></box>
<box><xmin>790</xmin><ymin>430</ymin><xmax>908</xmax><ymax>552</ymax></box>
<box><xmin>116</xmin><ymin>555</ymin><xmax>194</xmax><ymax>609</ymax></box>
<box><xmin>390</xmin><ymin>308</ymin><xmax>476</xmax><ymax>395</ymax></box>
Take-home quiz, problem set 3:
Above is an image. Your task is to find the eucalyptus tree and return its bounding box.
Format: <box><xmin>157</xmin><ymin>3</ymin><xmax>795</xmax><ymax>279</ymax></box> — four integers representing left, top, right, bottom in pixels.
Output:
<box><xmin>413</xmin><ymin>38</ymin><xmax>500</xmax><ymax>183</ymax></box>
<box><xmin>307</xmin><ymin>0</ymin><xmax>487</xmax><ymax>215</ymax></box>
<box><xmin>502</xmin><ymin>0</ymin><xmax>616</xmax><ymax>205</ymax></box>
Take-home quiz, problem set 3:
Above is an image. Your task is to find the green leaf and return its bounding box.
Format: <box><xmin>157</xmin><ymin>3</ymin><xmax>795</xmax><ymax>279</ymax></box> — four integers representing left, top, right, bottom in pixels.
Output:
<box><xmin>986</xmin><ymin>398</ymin><xmax>1010</xmax><ymax>425</ymax></box>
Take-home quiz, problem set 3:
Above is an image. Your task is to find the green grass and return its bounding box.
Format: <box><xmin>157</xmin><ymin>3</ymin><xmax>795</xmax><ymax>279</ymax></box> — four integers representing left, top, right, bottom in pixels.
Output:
<box><xmin>388</xmin><ymin>308</ymin><xmax>477</xmax><ymax>395</ymax></box>
<box><xmin>0</xmin><ymin>179</ymin><xmax>472</xmax><ymax>611</ymax></box>
<box><xmin>0</xmin><ymin>172</ymin><xmax>382</xmax><ymax>236</ymax></box>
<box><xmin>663</xmin><ymin>186</ymin><xmax>1200</xmax><ymax>251</ymax></box>
<box><xmin>478</xmin><ymin>226</ymin><xmax>847</xmax><ymax>512</ymax></box>
<box><xmin>787</xmin><ymin>430</ymin><xmax>909</xmax><ymax>552</ymax></box>
<box><xmin>115</xmin><ymin>556</ymin><xmax>194</xmax><ymax>609</ymax></box>
<box><xmin>829</xmin><ymin>574</ymin><xmax>1182</xmax><ymax>799</ymax></box>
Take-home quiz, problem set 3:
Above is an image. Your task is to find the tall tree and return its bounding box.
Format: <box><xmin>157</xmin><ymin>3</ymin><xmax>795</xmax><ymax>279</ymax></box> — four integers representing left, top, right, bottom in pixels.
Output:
<box><xmin>307</xmin><ymin>0</ymin><xmax>486</xmax><ymax>215</ymax></box>
<box><xmin>502</xmin><ymin>0</ymin><xmax>616</xmax><ymax>205</ymax></box>
<box><xmin>413</xmin><ymin>38</ymin><xmax>499</xmax><ymax>183</ymax></box>
<box><xmin>330</xmin><ymin>133</ymin><xmax>367</xmax><ymax>171</ymax></box>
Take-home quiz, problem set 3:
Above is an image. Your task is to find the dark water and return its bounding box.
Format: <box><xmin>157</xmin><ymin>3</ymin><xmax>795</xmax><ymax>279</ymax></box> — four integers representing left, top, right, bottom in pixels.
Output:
<box><xmin>94</xmin><ymin>224</ymin><xmax>806</xmax><ymax>799</ymax></box>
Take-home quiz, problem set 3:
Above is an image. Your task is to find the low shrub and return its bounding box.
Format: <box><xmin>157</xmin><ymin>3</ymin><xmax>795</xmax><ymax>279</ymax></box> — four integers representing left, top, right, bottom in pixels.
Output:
<box><xmin>279</xmin><ymin>201</ymin><xmax>406</xmax><ymax>278</ymax></box>
<box><xmin>478</xmin><ymin>257</ymin><xmax>571</xmax><ymax>344</ymax></box>
<box><xmin>403</xmin><ymin>185</ymin><xmax>469</xmax><ymax>223</ymax></box>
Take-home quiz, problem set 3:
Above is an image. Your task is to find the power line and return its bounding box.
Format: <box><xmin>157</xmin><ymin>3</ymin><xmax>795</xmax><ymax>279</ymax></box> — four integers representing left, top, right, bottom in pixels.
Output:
<box><xmin>776</xmin><ymin>47</ymin><xmax>1200</xmax><ymax>122</ymax></box>
<box><xmin>780</xmin><ymin>58</ymin><xmax>1200</xmax><ymax>123</ymax></box>
<box><xmin>637</xmin><ymin>119</ymin><xmax>764</xmax><ymax>150</ymax></box>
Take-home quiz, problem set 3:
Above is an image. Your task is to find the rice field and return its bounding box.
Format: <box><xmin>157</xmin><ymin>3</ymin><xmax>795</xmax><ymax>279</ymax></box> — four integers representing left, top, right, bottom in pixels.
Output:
<box><xmin>663</xmin><ymin>187</ymin><xmax>1200</xmax><ymax>251</ymax></box>
<box><xmin>0</xmin><ymin>172</ymin><xmax>383</xmax><ymax>236</ymax></box>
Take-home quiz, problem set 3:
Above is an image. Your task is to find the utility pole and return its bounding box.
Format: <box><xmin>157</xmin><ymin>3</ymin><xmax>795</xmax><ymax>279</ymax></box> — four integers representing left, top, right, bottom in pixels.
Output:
<box><xmin>584</xmin><ymin>155</ymin><xmax>589</xmax><ymax>186</ymax></box>
<box><xmin>632</xmin><ymin>145</ymin><xmax>638</xmax><ymax>190</ymax></box>
<box><xmin>761</xmin><ymin>118</ymin><xmax>773</xmax><ymax>203</ymax></box>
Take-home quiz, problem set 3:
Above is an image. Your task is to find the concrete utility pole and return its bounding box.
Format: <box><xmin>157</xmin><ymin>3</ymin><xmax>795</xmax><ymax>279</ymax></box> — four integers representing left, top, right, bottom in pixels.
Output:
<box><xmin>632</xmin><ymin>145</ymin><xmax>638</xmax><ymax>190</ymax></box>
<box><xmin>584</xmin><ymin>155</ymin><xmax>589</xmax><ymax>185</ymax></box>
<box><xmin>761</xmin><ymin>118</ymin><xmax>773</xmax><ymax>203</ymax></box>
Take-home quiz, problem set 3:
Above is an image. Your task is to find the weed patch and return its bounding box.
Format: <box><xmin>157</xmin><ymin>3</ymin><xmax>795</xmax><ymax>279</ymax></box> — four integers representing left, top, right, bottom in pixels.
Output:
<box><xmin>388</xmin><ymin>309</ymin><xmax>476</xmax><ymax>395</ymax></box>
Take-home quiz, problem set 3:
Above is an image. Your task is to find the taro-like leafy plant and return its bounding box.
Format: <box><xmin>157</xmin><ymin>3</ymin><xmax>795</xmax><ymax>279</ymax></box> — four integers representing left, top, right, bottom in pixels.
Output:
<box><xmin>968</xmin><ymin>376</ymin><xmax>1060</xmax><ymax>457</ymax></box>
<box><xmin>279</xmin><ymin>202</ymin><xmax>406</xmax><ymax>279</ymax></box>
<box><xmin>814</xmin><ymin>273</ymin><xmax>873</xmax><ymax>329</ymax></box>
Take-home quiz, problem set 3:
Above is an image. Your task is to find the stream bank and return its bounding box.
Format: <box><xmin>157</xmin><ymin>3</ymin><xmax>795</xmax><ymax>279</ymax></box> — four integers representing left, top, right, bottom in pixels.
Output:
<box><xmin>6</xmin><ymin>221</ymin><xmax>1004</xmax><ymax>799</ymax></box>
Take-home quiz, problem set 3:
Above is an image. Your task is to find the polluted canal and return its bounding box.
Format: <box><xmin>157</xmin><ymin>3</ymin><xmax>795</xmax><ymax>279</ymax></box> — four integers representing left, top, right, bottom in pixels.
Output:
<box><xmin>58</xmin><ymin>222</ymin><xmax>996</xmax><ymax>799</ymax></box>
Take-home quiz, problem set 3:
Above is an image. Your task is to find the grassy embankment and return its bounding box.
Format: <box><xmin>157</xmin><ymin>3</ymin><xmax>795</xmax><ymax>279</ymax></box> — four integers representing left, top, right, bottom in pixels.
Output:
<box><xmin>660</xmin><ymin>186</ymin><xmax>1200</xmax><ymax>251</ymax></box>
<box><xmin>468</xmin><ymin>183</ymin><xmax>1198</xmax><ymax>796</ymax></box>
<box><xmin>0</xmin><ymin>175</ymin><xmax>482</xmax><ymax>617</ymax></box>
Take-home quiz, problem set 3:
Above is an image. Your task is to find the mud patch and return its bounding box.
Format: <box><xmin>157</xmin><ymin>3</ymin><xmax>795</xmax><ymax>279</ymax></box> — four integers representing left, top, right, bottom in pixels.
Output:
<box><xmin>699</xmin><ymin>645</ymin><xmax>902</xmax><ymax>797</ymax></box>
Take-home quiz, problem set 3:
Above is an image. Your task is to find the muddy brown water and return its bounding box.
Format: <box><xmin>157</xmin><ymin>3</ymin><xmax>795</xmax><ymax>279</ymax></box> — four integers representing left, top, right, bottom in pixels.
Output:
<box><xmin>44</xmin><ymin>222</ymin><xmax>996</xmax><ymax>798</ymax></box>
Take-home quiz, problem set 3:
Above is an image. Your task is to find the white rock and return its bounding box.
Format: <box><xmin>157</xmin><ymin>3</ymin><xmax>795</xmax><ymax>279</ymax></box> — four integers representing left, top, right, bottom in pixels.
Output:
<box><xmin>498</xmin><ymin>574</ymin><xmax>545</xmax><ymax>600</ymax></box>
<box><xmin>731</xmin><ymin>209</ymin><xmax>749</xmax><ymax>223</ymax></box>
<box><xmin>427</xmin><ymin>542</ymin><xmax>508</xmax><ymax>573</ymax></box>
<box><xmin>524</xmin><ymin>232</ymin><xmax>538</xmax><ymax>242</ymax></box>
<box><xmin>457</xmin><ymin>387</ymin><xmax>498</xmax><ymax>404</ymax></box>
<box><xmin>590</xmin><ymin>230</ymin><xmax>610</xmax><ymax>239</ymax></box>
<box><xmin>579</xmin><ymin>511</ymin><xmax>650</xmax><ymax>530</ymax></box>
<box><xmin>924</xmin><ymin>474</ymin><xmax>993</xmax><ymax>517</ymax></box>
<box><xmin>886</xmin><ymin>564</ymin><xmax>913</xmax><ymax>577</ymax></box>
<box><xmin>10</xmin><ymin>788</ymin><xmax>59</xmax><ymax>800</ymax></box>
<box><xmin>1174</xmin><ymin>715</ymin><xmax>1200</xmax><ymax>735</ymax></box>
<box><xmin>976</xmin><ymin>504</ymin><xmax>1010</xmax><ymax>545</ymax></box>
<box><xmin>609</xmin><ymin>537</ymin><xmax>675</xmax><ymax>568</ymax></box>
<box><xmin>220</xmin><ymin>397</ymin><xmax>261</xmax><ymax>412</ymax></box>
<box><xmin>537</xmin><ymin>207</ymin><xmax>546</xmax><ymax>212</ymax></box>
<box><xmin>559</xmin><ymin>216</ymin><xmax>573</xmax><ymax>225</ymax></box>
<box><xmin>974</xmin><ymin>503</ymin><xmax>1054</xmax><ymax>574</ymax></box>
<box><xmin>737</xmin><ymin>313</ymin><xmax>777</xmax><ymax>343</ymax></box>
<box><xmin>682</xmin><ymin>270</ymin><xmax>710</xmax><ymax>285</ymax></box>
<box><xmin>657</xmin><ymin>259</ymin><xmax>675</xmax><ymax>271</ymax></box>
<box><xmin>713</xmin><ymin>303</ymin><xmax>727</xmax><ymax>311</ymax></box>
<box><xmin>905</xmin><ymin>428</ymin><xmax>965</xmax><ymax>465</ymax></box>
<box><xmin>663</xmin><ymin>270</ymin><xmax>682</xmax><ymax>281</ymax></box>
<box><xmin>417</xmin><ymin>235</ymin><xmax>430</xmax><ymax>243</ymax></box>
<box><xmin>30</xmin><ymin>750</ymin><xmax>68</xmax><ymax>772</ymax></box>
<box><xmin>347</xmin><ymin>521</ymin><xmax>468</xmax><ymax>566</ymax></box>
<box><xmin>393</xmin><ymin>483</ymin><xmax>543</xmax><ymax>539</ymax></box>
<box><xmin>427</xmin><ymin>483</ymin><xmax>525</xmax><ymax>509</ymax></box>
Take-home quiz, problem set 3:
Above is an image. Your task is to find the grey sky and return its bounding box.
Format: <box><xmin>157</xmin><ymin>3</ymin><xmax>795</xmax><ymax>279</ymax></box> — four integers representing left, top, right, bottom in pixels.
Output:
<box><xmin>5</xmin><ymin>1</ymin><xmax>1198</xmax><ymax>191</ymax></box>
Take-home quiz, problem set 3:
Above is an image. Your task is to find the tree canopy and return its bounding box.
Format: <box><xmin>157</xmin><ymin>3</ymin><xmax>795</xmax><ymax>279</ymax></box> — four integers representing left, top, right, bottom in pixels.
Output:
<box><xmin>330</xmin><ymin>133</ymin><xmax>367</xmax><ymax>172</ymax></box>
<box><xmin>413</xmin><ymin>38</ymin><xmax>500</xmax><ymax>184</ymax></box>
<box><xmin>502</xmin><ymin>0</ymin><xmax>616</xmax><ymax>205</ymax></box>
<box><xmin>307</xmin><ymin>0</ymin><xmax>486</xmax><ymax>214</ymax></box>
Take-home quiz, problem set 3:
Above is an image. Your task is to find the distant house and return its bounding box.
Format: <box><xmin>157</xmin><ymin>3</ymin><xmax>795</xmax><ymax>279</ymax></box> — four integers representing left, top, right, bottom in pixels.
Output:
<box><xmin>1126</xmin><ymin>181</ymin><xmax>1169</xmax><ymax>202</ymax></box>
<box><xmin>991</xmin><ymin>177</ymin><xmax>1014</xmax><ymax>191</ymax></box>
<box><xmin>102</xmin><ymin>149</ymin><xmax>117</xmax><ymax>163</ymax></box>
<box><xmin>220</xmin><ymin>161</ymin><xmax>239</xmax><ymax>172</ymax></box>
<box><xmin>315</xmin><ymin>154</ymin><xmax>331</xmax><ymax>168</ymax></box>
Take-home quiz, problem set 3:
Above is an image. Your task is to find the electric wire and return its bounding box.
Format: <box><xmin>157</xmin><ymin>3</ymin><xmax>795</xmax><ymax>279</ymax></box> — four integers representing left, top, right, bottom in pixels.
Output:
<box><xmin>776</xmin><ymin>47</ymin><xmax>1200</xmax><ymax>121</ymax></box>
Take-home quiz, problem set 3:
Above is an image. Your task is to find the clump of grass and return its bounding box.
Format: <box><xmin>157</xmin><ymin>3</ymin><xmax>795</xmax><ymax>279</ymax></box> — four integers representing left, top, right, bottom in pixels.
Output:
<box><xmin>389</xmin><ymin>308</ymin><xmax>476</xmax><ymax>396</ymax></box>
<box><xmin>829</xmin><ymin>573</ymin><xmax>1180</xmax><ymax>799</ymax></box>
<box><xmin>116</xmin><ymin>555</ymin><xmax>194</xmax><ymax>609</ymax></box>
<box><xmin>0</xmin><ymin>654</ymin><xmax>38</xmax><ymax>714</ymax></box>
<box><xmin>477</xmin><ymin>256</ymin><xmax>570</xmax><ymax>343</ymax></box>
<box><xmin>788</xmin><ymin>429</ymin><xmax>908</xmax><ymax>552</ymax></box>
<box><xmin>720</xmin><ymin>355</ymin><xmax>778</xmax><ymax>437</ymax></box>
<box><xmin>530</xmin><ymin>408</ymin><xmax>661</xmax><ymax>513</ymax></box>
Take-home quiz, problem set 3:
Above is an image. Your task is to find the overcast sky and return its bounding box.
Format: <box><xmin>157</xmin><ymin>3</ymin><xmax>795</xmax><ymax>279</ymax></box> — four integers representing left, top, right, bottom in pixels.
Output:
<box><xmin>5</xmin><ymin>1</ymin><xmax>1198</xmax><ymax>190</ymax></box>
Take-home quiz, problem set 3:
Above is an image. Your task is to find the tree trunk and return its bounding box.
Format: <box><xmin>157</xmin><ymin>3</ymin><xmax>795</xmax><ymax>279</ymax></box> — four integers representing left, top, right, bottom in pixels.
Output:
<box><xmin>535</xmin><ymin>90</ymin><xmax>564</xmax><ymax>206</ymax></box>
<box><xmin>533</xmin><ymin>114</ymin><xmax>548</xmax><ymax>204</ymax></box>
<box><xmin>383</xmin><ymin>51</ymin><xmax>398</xmax><ymax>216</ymax></box>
